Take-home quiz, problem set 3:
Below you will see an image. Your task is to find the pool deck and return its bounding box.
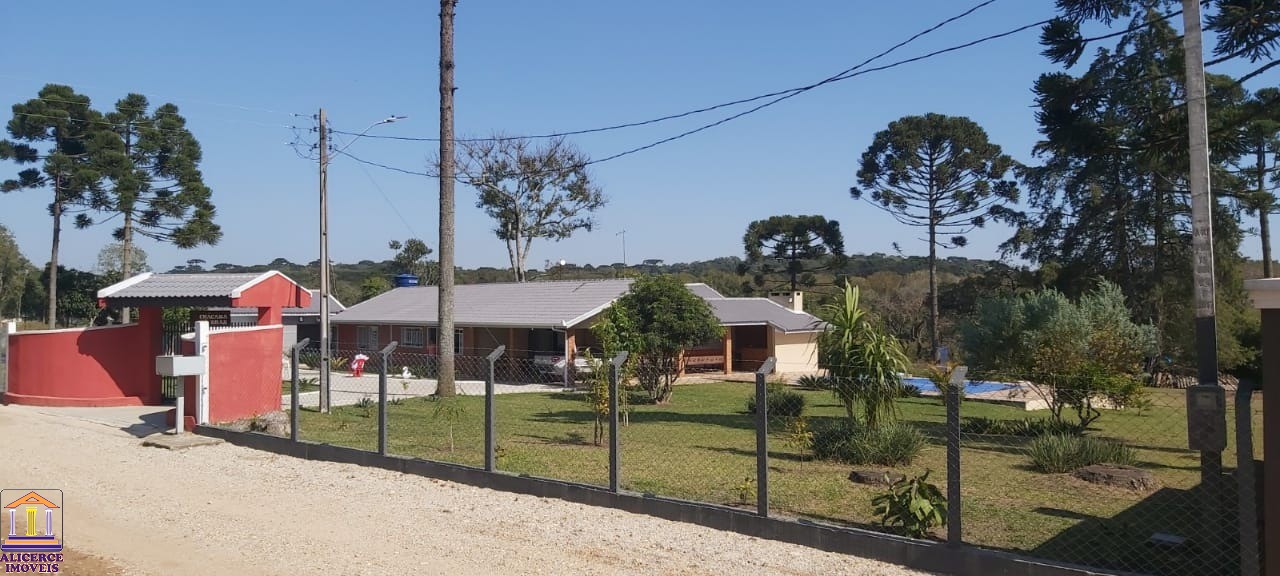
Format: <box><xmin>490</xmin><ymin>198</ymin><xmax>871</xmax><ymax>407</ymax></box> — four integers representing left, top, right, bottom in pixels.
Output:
<box><xmin>915</xmin><ymin>381</ymin><xmax>1050</xmax><ymax>411</ymax></box>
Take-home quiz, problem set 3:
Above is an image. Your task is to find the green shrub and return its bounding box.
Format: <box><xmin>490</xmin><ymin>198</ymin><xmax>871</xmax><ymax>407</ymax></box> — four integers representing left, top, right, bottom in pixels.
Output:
<box><xmin>409</xmin><ymin>361</ymin><xmax>438</xmax><ymax>379</ymax></box>
<box><xmin>745</xmin><ymin>383</ymin><xmax>806</xmax><ymax>419</ymax></box>
<box><xmin>961</xmin><ymin>417</ymin><xmax>1084</xmax><ymax>437</ymax></box>
<box><xmin>795</xmin><ymin>374</ymin><xmax>832</xmax><ymax>390</ymax></box>
<box><xmin>812</xmin><ymin>421</ymin><xmax>924</xmax><ymax>466</ymax></box>
<box><xmin>1028</xmin><ymin>434</ymin><xmax>1136</xmax><ymax>473</ymax></box>
<box><xmin>872</xmin><ymin>470</ymin><xmax>947</xmax><ymax>539</ymax></box>
<box><xmin>899</xmin><ymin>384</ymin><xmax>923</xmax><ymax>398</ymax></box>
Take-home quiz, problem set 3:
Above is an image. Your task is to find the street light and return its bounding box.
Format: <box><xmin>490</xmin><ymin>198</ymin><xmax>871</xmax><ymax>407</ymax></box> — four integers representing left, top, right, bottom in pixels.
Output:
<box><xmin>318</xmin><ymin>113</ymin><xmax>407</xmax><ymax>412</ymax></box>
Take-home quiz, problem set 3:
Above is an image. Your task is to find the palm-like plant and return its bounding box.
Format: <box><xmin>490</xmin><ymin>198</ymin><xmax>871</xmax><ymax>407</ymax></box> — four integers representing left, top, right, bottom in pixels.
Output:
<box><xmin>818</xmin><ymin>284</ymin><xmax>909</xmax><ymax>429</ymax></box>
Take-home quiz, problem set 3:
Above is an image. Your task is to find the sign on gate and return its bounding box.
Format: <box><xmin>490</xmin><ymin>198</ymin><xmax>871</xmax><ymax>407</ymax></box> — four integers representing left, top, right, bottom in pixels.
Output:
<box><xmin>192</xmin><ymin>310</ymin><xmax>231</xmax><ymax>327</ymax></box>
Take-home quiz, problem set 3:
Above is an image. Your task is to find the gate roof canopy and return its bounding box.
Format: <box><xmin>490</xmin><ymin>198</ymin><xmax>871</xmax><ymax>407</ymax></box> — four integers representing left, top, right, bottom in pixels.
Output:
<box><xmin>97</xmin><ymin>271</ymin><xmax>311</xmax><ymax>310</ymax></box>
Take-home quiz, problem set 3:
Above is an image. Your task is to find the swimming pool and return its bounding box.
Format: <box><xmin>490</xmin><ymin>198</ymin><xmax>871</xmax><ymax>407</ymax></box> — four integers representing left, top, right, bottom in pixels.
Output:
<box><xmin>901</xmin><ymin>376</ymin><xmax>1016</xmax><ymax>395</ymax></box>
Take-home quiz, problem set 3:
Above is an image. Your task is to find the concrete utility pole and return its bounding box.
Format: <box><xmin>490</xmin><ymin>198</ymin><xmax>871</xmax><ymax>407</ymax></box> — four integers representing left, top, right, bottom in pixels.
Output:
<box><xmin>437</xmin><ymin>0</ymin><xmax>458</xmax><ymax>396</ymax></box>
<box><xmin>1182</xmin><ymin>0</ymin><xmax>1221</xmax><ymax>456</ymax></box>
<box><xmin>318</xmin><ymin>108</ymin><xmax>332</xmax><ymax>413</ymax></box>
<box><xmin>617</xmin><ymin>229</ymin><xmax>627</xmax><ymax>267</ymax></box>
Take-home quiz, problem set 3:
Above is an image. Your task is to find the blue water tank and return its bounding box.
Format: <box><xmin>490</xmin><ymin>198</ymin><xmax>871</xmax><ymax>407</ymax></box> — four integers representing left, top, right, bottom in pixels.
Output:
<box><xmin>394</xmin><ymin>274</ymin><xmax>420</xmax><ymax>288</ymax></box>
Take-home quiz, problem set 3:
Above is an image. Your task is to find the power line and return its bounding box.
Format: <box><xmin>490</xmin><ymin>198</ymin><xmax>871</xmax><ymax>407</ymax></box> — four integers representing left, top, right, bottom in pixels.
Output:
<box><xmin>335</xmin><ymin>149</ymin><xmax>436</xmax><ymax>178</ymax></box>
<box><xmin>333</xmin><ymin>0</ymin><xmax>1005</xmax><ymax>144</ymax></box>
<box><xmin>329</xmin><ymin>134</ymin><xmax>420</xmax><ymax>237</ymax></box>
<box><xmin>329</xmin><ymin>4</ymin><xmax>1201</xmax><ymax>181</ymax></box>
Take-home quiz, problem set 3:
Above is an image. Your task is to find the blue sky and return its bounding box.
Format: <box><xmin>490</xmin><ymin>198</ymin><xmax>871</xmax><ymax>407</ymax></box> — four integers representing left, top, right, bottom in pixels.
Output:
<box><xmin>0</xmin><ymin>1</ymin><xmax>1274</xmax><ymax>273</ymax></box>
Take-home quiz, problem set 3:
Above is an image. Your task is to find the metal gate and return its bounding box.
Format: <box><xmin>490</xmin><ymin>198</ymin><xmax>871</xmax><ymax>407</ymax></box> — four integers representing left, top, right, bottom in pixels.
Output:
<box><xmin>160</xmin><ymin>320</ymin><xmax>193</xmax><ymax>401</ymax></box>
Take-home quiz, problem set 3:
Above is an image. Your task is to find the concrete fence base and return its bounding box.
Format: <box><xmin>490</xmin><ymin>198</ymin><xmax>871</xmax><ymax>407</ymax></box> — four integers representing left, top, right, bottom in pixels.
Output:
<box><xmin>195</xmin><ymin>425</ymin><xmax>1114</xmax><ymax>576</ymax></box>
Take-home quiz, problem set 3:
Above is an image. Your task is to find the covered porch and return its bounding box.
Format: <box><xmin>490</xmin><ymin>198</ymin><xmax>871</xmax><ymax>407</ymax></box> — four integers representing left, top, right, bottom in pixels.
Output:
<box><xmin>680</xmin><ymin>324</ymin><xmax>773</xmax><ymax>376</ymax></box>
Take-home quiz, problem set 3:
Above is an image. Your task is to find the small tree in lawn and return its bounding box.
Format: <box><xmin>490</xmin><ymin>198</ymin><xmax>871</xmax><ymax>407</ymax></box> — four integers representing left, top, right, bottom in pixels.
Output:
<box><xmin>608</xmin><ymin>275</ymin><xmax>723</xmax><ymax>404</ymax></box>
<box><xmin>458</xmin><ymin>136</ymin><xmax>606</xmax><ymax>282</ymax></box>
<box><xmin>581</xmin><ymin>350</ymin><xmax>610</xmax><ymax>446</ymax></box>
<box><xmin>591</xmin><ymin>303</ymin><xmax>639</xmax><ymax>427</ymax></box>
<box><xmin>818</xmin><ymin>283</ymin><xmax>909</xmax><ymax>429</ymax></box>
<box><xmin>852</xmin><ymin>113</ymin><xmax>1018</xmax><ymax>360</ymax></box>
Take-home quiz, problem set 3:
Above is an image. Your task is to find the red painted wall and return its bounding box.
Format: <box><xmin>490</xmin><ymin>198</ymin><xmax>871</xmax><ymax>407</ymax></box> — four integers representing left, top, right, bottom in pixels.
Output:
<box><xmin>3</xmin><ymin>312</ymin><xmax>163</xmax><ymax>407</ymax></box>
<box><xmin>234</xmin><ymin>273</ymin><xmax>310</xmax><ymax>309</ymax></box>
<box><xmin>181</xmin><ymin>326</ymin><xmax>283</xmax><ymax>423</ymax></box>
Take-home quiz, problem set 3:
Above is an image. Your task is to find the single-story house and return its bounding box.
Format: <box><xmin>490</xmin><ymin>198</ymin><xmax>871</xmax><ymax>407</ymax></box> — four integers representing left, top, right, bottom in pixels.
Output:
<box><xmin>329</xmin><ymin>278</ymin><xmax>823</xmax><ymax>375</ymax></box>
<box><xmin>214</xmin><ymin>289</ymin><xmax>345</xmax><ymax>348</ymax></box>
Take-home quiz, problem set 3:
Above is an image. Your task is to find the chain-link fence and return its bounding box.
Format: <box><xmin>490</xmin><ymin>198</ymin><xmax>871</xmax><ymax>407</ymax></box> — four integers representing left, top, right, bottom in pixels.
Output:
<box><xmin>275</xmin><ymin>348</ymin><xmax>1264</xmax><ymax>576</ymax></box>
<box><xmin>615</xmin><ymin>358</ymin><xmax>760</xmax><ymax>507</ymax></box>
<box><xmin>954</xmin><ymin>368</ymin><xmax>1263</xmax><ymax>576</ymax></box>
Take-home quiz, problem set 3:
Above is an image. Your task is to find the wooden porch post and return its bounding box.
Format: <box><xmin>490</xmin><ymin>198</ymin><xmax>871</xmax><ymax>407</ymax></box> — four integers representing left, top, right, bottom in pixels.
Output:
<box><xmin>723</xmin><ymin>326</ymin><xmax>733</xmax><ymax>374</ymax></box>
<box><xmin>563</xmin><ymin>329</ymin><xmax>578</xmax><ymax>387</ymax></box>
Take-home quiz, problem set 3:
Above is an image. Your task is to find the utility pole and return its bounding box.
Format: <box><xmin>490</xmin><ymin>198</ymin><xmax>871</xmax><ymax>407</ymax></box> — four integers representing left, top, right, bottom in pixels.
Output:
<box><xmin>318</xmin><ymin>108</ymin><xmax>332</xmax><ymax>413</ymax></box>
<box><xmin>437</xmin><ymin>0</ymin><xmax>458</xmax><ymax>397</ymax></box>
<box><xmin>617</xmin><ymin>229</ymin><xmax>627</xmax><ymax>267</ymax></box>
<box><xmin>1181</xmin><ymin>0</ymin><xmax>1224</xmax><ymax>498</ymax></box>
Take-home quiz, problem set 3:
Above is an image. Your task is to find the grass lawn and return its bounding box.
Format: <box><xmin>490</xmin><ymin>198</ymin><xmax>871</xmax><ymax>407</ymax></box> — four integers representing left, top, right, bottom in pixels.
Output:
<box><xmin>294</xmin><ymin>382</ymin><xmax>1263</xmax><ymax>574</ymax></box>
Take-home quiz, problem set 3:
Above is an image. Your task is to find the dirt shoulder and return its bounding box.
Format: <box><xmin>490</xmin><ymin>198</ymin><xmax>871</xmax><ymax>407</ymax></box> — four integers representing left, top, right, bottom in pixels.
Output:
<box><xmin>0</xmin><ymin>405</ymin><xmax>928</xmax><ymax>576</ymax></box>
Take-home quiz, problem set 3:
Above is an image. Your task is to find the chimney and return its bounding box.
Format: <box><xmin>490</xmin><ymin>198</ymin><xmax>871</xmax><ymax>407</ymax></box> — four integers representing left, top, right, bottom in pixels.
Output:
<box><xmin>768</xmin><ymin>291</ymin><xmax>804</xmax><ymax>312</ymax></box>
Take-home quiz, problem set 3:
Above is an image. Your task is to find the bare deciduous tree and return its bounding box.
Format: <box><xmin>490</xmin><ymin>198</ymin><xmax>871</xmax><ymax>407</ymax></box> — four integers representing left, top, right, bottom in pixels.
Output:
<box><xmin>458</xmin><ymin>136</ymin><xmax>605</xmax><ymax>282</ymax></box>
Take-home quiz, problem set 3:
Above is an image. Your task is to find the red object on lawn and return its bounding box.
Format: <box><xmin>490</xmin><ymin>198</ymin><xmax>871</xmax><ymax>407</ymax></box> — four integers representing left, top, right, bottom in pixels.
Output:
<box><xmin>351</xmin><ymin>354</ymin><xmax>369</xmax><ymax>377</ymax></box>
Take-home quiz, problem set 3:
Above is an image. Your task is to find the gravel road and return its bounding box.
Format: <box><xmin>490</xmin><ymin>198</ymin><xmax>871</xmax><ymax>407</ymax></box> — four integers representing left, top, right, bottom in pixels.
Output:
<box><xmin>0</xmin><ymin>404</ymin><xmax>930</xmax><ymax>576</ymax></box>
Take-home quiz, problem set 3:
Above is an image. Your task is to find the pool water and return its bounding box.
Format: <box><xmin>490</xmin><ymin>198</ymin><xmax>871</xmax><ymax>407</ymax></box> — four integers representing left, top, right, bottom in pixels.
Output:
<box><xmin>901</xmin><ymin>376</ymin><xmax>1016</xmax><ymax>395</ymax></box>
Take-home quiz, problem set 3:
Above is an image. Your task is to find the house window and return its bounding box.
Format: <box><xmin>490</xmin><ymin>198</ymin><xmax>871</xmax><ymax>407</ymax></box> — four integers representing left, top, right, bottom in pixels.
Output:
<box><xmin>357</xmin><ymin>326</ymin><xmax>379</xmax><ymax>350</ymax></box>
<box><xmin>427</xmin><ymin>327</ymin><xmax>465</xmax><ymax>354</ymax></box>
<box><xmin>402</xmin><ymin>326</ymin><xmax>424</xmax><ymax>348</ymax></box>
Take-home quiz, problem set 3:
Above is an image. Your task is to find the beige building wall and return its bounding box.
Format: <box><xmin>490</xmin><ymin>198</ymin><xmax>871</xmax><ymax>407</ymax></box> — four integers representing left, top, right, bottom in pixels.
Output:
<box><xmin>772</xmin><ymin>330</ymin><xmax>819</xmax><ymax>374</ymax></box>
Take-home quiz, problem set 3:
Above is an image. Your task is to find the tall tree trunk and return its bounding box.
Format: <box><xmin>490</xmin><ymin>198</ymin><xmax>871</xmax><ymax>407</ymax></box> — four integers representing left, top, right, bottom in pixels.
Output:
<box><xmin>1153</xmin><ymin>175</ymin><xmax>1168</xmax><ymax>365</ymax></box>
<box><xmin>120</xmin><ymin>213</ymin><xmax>134</xmax><ymax>323</ymax></box>
<box><xmin>120</xmin><ymin>129</ymin><xmax>134</xmax><ymax>323</ymax></box>
<box><xmin>47</xmin><ymin>178</ymin><xmax>61</xmax><ymax>328</ymax></box>
<box><xmin>927</xmin><ymin>220</ymin><xmax>939</xmax><ymax>361</ymax></box>
<box><xmin>789</xmin><ymin>243</ymin><xmax>798</xmax><ymax>292</ymax></box>
<box><xmin>436</xmin><ymin>0</ymin><xmax>458</xmax><ymax>397</ymax></box>
<box><xmin>505</xmin><ymin>233</ymin><xmax>519</xmax><ymax>282</ymax></box>
<box><xmin>1259</xmin><ymin>147</ymin><xmax>1273</xmax><ymax>278</ymax></box>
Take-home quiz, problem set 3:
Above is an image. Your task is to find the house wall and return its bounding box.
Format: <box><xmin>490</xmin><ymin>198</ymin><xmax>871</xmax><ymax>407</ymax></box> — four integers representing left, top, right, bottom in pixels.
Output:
<box><xmin>2</xmin><ymin>309</ymin><xmax>164</xmax><ymax>406</ymax></box>
<box><xmin>772</xmin><ymin>330</ymin><xmax>819</xmax><ymax>374</ymax></box>
<box><xmin>335</xmin><ymin>323</ymin><xmax>527</xmax><ymax>358</ymax></box>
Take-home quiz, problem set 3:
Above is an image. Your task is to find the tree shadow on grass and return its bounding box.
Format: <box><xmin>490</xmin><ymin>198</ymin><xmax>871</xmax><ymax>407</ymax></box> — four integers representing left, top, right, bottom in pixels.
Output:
<box><xmin>698</xmin><ymin>445</ymin><xmax>815</xmax><ymax>463</ymax></box>
<box><xmin>1030</xmin><ymin>482</ymin><xmax>1242</xmax><ymax>576</ymax></box>
<box><xmin>530</xmin><ymin>409</ymin><xmax>756</xmax><ymax>431</ymax></box>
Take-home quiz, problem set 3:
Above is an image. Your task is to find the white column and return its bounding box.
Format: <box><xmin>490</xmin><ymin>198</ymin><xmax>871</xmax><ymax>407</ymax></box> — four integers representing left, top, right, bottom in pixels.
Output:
<box><xmin>195</xmin><ymin>321</ymin><xmax>211</xmax><ymax>425</ymax></box>
<box><xmin>8</xmin><ymin>508</ymin><xmax>14</xmax><ymax>536</ymax></box>
<box><xmin>44</xmin><ymin>509</ymin><xmax>52</xmax><ymax>536</ymax></box>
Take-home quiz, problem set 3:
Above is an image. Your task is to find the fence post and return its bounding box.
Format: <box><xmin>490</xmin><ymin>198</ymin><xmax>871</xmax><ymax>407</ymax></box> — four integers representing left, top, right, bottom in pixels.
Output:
<box><xmin>1236</xmin><ymin>380</ymin><xmax>1259</xmax><ymax>576</ymax></box>
<box><xmin>377</xmin><ymin>341</ymin><xmax>399</xmax><ymax>456</ymax></box>
<box><xmin>609</xmin><ymin>351</ymin><xmax>628</xmax><ymax>493</ymax></box>
<box><xmin>946</xmin><ymin>365</ymin><xmax>967</xmax><ymax>546</ymax></box>
<box><xmin>485</xmin><ymin>345</ymin><xmax>506</xmax><ymax>472</ymax></box>
<box><xmin>756</xmin><ymin>357</ymin><xmax>776</xmax><ymax>517</ymax></box>
<box><xmin>290</xmin><ymin>338</ymin><xmax>311</xmax><ymax>443</ymax></box>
